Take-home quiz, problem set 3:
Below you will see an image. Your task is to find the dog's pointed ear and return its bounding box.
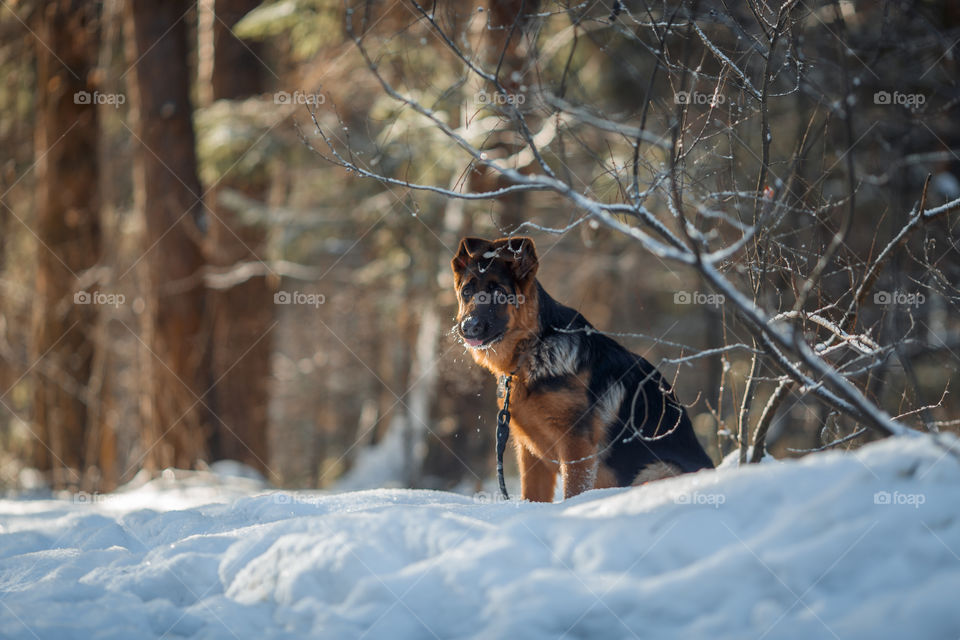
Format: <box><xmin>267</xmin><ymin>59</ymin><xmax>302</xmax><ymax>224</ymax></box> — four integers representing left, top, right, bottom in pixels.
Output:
<box><xmin>451</xmin><ymin>237</ymin><xmax>492</xmax><ymax>275</ymax></box>
<box><xmin>502</xmin><ymin>236</ymin><xmax>538</xmax><ymax>282</ymax></box>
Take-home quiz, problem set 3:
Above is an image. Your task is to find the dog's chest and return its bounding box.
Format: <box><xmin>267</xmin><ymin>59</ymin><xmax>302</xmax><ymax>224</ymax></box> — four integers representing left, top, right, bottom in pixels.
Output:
<box><xmin>524</xmin><ymin>333</ymin><xmax>582</xmax><ymax>383</ymax></box>
<box><xmin>503</xmin><ymin>376</ymin><xmax>592</xmax><ymax>456</ymax></box>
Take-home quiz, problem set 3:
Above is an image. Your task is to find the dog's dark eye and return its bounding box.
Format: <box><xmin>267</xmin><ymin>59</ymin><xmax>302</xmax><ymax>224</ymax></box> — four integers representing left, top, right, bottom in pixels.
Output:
<box><xmin>461</xmin><ymin>284</ymin><xmax>475</xmax><ymax>299</ymax></box>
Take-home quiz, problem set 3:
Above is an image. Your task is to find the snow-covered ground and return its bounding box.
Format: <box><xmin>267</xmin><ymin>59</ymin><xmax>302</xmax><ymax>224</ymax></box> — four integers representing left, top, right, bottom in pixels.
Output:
<box><xmin>1</xmin><ymin>436</ymin><xmax>958</xmax><ymax>640</ymax></box>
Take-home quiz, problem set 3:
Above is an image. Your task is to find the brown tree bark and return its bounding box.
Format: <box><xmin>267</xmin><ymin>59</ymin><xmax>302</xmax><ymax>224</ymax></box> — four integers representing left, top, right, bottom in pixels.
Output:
<box><xmin>125</xmin><ymin>0</ymin><xmax>210</xmax><ymax>471</ymax></box>
<box><xmin>31</xmin><ymin>0</ymin><xmax>102</xmax><ymax>489</ymax></box>
<box><xmin>471</xmin><ymin>0</ymin><xmax>541</xmax><ymax>229</ymax></box>
<box><xmin>201</xmin><ymin>0</ymin><xmax>272</xmax><ymax>476</ymax></box>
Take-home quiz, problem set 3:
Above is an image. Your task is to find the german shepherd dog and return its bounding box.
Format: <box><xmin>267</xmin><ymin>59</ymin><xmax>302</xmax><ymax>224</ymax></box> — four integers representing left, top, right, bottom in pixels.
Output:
<box><xmin>452</xmin><ymin>236</ymin><xmax>714</xmax><ymax>502</ymax></box>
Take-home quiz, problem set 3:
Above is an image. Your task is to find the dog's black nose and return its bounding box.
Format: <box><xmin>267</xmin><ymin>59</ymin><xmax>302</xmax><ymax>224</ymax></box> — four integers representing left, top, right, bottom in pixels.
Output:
<box><xmin>461</xmin><ymin>316</ymin><xmax>483</xmax><ymax>338</ymax></box>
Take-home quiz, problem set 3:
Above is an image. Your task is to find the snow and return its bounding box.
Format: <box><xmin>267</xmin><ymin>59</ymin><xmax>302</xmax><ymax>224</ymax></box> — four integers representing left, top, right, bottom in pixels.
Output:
<box><xmin>2</xmin><ymin>436</ymin><xmax>959</xmax><ymax>639</ymax></box>
<box><xmin>334</xmin><ymin>415</ymin><xmax>413</xmax><ymax>492</ymax></box>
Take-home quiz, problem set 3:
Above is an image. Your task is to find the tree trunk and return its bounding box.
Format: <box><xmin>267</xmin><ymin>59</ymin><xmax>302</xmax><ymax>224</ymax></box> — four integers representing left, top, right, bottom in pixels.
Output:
<box><xmin>125</xmin><ymin>0</ymin><xmax>210</xmax><ymax>471</ymax></box>
<box><xmin>480</xmin><ymin>0</ymin><xmax>540</xmax><ymax>229</ymax></box>
<box><xmin>200</xmin><ymin>0</ymin><xmax>272</xmax><ymax>476</ymax></box>
<box><xmin>31</xmin><ymin>0</ymin><xmax>101</xmax><ymax>489</ymax></box>
<box><xmin>403</xmin><ymin>305</ymin><xmax>440</xmax><ymax>487</ymax></box>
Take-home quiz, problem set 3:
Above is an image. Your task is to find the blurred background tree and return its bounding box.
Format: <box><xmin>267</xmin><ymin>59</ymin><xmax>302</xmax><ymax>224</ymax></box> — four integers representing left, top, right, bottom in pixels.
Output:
<box><xmin>0</xmin><ymin>0</ymin><xmax>957</xmax><ymax>494</ymax></box>
<box><xmin>30</xmin><ymin>0</ymin><xmax>103</xmax><ymax>490</ymax></box>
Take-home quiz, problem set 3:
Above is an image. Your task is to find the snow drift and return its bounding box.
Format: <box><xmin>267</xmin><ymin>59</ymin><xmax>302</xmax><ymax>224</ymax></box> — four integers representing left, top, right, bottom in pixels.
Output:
<box><xmin>1</xmin><ymin>435</ymin><xmax>958</xmax><ymax>639</ymax></box>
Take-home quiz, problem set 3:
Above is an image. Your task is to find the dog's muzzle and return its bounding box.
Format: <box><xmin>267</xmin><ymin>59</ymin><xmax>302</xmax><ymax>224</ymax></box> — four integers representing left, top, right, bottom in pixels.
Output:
<box><xmin>460</xmin><ymin>316</ymin><xmax>485</xmax><ymax>347</ymax></box>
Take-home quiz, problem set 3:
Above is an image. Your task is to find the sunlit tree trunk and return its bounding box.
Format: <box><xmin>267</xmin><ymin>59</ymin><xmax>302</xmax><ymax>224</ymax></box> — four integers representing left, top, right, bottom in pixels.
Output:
<box><xmin>200</xmin><ymin>0</ymin><xmax>272</xmax><ymax>476</ymax></box>
<box><xmin>476</xmin><ymin>0</ymin><xmax>541</xmax><ymax>228</ymax></box>
<box><xmin>31</xmin><ymin>0</ymin><xmax>101</xmax><ymax>489</ymax></box>
<box><xmin>125</xmin><ymin>0</ymin><xmax>210</xmax><ymax>470</ymax></box>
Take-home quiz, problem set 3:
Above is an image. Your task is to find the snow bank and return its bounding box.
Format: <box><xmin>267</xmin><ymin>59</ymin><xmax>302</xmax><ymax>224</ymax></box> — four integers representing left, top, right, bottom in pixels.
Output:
<box><xmin>1</xmin><ymin>436</ymin><xmax>958</xmax><ymax>639</ymax></box>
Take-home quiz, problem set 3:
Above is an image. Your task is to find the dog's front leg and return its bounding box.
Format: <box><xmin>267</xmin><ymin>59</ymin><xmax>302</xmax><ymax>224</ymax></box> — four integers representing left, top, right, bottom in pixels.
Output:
<box><xmin>560</xmin><ymin>436</ymin><xmax>600</xmax><ymax>499</ymax></box>
<box><xmin>517</xmin><ymin>442</ymin><xmax>558</xmax><ymax>502</ymax></box>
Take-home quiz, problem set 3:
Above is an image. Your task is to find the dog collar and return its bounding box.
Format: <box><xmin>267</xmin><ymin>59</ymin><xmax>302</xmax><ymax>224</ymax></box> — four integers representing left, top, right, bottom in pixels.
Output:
<box><xmin>497</xmin><ymin>374</ymin><xmax>509</xmax><ymax>398</ymax></box>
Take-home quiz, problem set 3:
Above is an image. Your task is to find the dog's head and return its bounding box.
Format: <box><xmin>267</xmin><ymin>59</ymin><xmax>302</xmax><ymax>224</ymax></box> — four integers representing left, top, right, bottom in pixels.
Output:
<box><xmin>451</xmin><ymin>236</ymin><xmax>538</xmax><ymax>350</ymax></box>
